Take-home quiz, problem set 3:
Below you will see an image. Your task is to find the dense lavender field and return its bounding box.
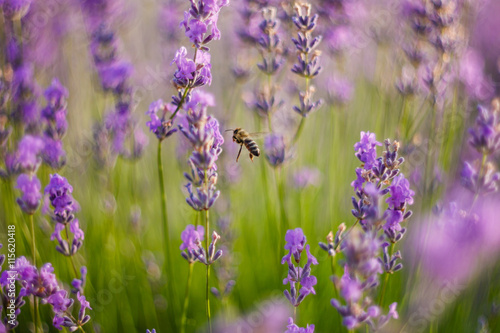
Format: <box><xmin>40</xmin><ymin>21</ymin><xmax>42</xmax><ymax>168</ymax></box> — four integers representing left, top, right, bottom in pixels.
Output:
<box><xmin>0</xmin><ymin>0</ymin><xmax>500</xmax><ymax>332</ymax></box>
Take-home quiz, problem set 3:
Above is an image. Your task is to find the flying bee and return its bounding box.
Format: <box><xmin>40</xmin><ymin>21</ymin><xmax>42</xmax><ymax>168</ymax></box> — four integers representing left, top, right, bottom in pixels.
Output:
<box><xmin>226</xmin><ymin>128</ymin><xmax>261</xmax><ymax>162</ymax></box>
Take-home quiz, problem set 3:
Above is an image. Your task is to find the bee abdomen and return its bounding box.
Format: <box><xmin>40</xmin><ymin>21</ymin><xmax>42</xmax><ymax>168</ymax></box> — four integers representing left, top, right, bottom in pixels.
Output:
<box><xmin>244</xmin><ymin>138</ymin><xmax>260</xmax><ymax>156</ymax></box>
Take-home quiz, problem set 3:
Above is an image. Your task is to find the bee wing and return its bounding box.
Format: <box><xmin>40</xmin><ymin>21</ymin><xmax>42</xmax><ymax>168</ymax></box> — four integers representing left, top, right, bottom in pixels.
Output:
<box><xmin>247</xmin><ymin>132</ymin><xmax>268</xmax><ymax>139</ymax></box>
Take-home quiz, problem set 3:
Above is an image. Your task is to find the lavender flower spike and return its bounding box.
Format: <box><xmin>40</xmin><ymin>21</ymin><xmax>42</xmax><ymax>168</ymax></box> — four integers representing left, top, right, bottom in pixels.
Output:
<box><xmin>282</xmin><ymin>229</ymin><xmax>318</xmax><ymax>307</ymax></box>
<box><xmin>45</xmin><ymin>174</ymin><xmax>84</xmax><ymax>256</ymax></box>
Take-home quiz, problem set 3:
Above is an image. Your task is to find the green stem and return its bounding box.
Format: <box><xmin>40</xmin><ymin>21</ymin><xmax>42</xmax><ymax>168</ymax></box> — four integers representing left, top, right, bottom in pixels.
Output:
<box><xmin>157</xmin><ymin>141</ymin><xmax>170</xmax><ymax>257</ymax></box>
<box><xmin>65</xmin><ymin>225</ymin><xmax>79</xmax><ymax>278</ymax></box>
<box><xmin>291</xmin><ymin>117</ymin><xmax>306</xmax><ymax>146</ymax></box>
<box><xmin>205</xmin><ymin>209</ymin><xmax>212</xmax><ymax>333</ymax></box>
<box><xmin>180</xmin><ymin>263</ymin><xmax>194</xmax><ymax>333</ymax></box>
<box><xmin>275</xmin><ymin>168</ymin><xmax>288</xmax><ymax>246</ymax></box>
<box><xmin>157</xmin><ymin>141</ymin><xmax>176</xmax><ymax>328</ymax></box>
<box><xmin>33</xmin><ymin>296</ymin><xmax>39</xmax><ymax>333</ymax></box>
<box><xmin>423</xmin><ymin>102</ymin><xmax>437</xmax><ymax>208</ymax></box>
<box><xmin>379</xmin><ymin>244</ymin><xmax>395</xmax><ymax>306</ymax></box>
<box><xmin>30</xmin><ymin>214</ymin><xmax>36</xmax><ymax>266</ymax></box>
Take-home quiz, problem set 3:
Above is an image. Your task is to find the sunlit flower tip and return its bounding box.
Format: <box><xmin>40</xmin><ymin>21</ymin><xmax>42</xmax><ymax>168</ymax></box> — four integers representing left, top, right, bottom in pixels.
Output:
<box><xmin>319</xmin><ymin>224</ymin><xmax>345</xmax><ymax>256</ymax></box>
<box><xmin>292</xmin><ymin>2</ymin><xmax>318</xmax><ymax>33</ymax></box>
<box><xmin>15</xmin><ymin>173</ymin><xmax>41</xmax><ymax>214</ymax></box>
<box><xmin>146</xmin><ymin>329</ymin><xmax>156</xmax><ymax>333</ymax></box>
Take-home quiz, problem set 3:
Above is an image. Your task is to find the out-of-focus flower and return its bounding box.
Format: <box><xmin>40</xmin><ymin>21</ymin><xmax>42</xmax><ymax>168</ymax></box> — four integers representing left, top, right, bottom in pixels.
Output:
<box><xmin>459</xmin><ymin>49</ymin><xmax>495</xmax><ymax>102</ymax></box>
<box><xmin>327</xmin><ymin>77</ymin><xmax>354</xmax><ymax>106</ymax></box>
<box><xmin>214</xmin><ymin>298</ymin><xmax>290</xmax><ymax>333</ymax></box>
<box><xmin>264</xmin><ymin>133</ymin><xmax>285</xmax><ymax>167</ymax></box>
<box><xmin>468</xmin><ymin>104</ymin><xmax>500</xmax><ymax>155</ymax></box>
<box><xmin>15</xmin><ymin>173</ymin><xmax>41</xmax><ymax>214</ymax></box>
<box><xmin>293</xmin><ymin>167</ymin><xmax>320</xmax><ymax>189</ymax></box>
<box><xmin>2</xmin><ymin>0</ymin><xmax>32</xmax><ymax>19</ymax></box>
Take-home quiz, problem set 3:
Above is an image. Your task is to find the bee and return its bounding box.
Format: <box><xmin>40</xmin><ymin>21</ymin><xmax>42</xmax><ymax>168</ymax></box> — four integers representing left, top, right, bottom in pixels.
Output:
<box><xmin>227</xmin><ymin>128</ymin><xmax>261</xmax><ymax>162</ymax></box>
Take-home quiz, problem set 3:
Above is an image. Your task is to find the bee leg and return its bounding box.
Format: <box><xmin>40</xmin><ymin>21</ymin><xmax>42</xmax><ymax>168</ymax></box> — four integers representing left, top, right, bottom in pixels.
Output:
<box><xmin>236</xmin><ymin>144</ymin><xmax>243</xmax><ymax>162</ymax></box>
<box><xmin>249</xmin><ymin>153</ymin><xmax>254</xmax><ymax>162</ymax></box>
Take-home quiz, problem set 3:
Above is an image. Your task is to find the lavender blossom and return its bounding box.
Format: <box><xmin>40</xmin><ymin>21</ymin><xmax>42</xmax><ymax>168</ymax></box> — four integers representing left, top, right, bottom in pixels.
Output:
<box><xmin>172</xmin><ymin>47</ymin><xmax>212</xmax><ymax>89</ymax></box>
<box><xmin>146</xmin><ymin>99</ymin><xmax>178</xmax><ymax>141</ymax></box>
<box><xmin>282</xmin><ymin>228</ymin><xmax>318</xmax><ymax>307</ymax></box>
<box><xmin>15</xmin><ymin>173</ymin><xmax>41</xmax><ymax>214</ymax></box>
<box><xmin>257</xmin><ymin>7</ymin><xmax>285</xmax><ymax>75</ymax></box>
<box><xmin>285</xmin><ymin>317</ymin><xmax>315</xmax><ymax>333</ymax></box>
<box><xmin>71</xmin><ymin>266</ymin><xmax>87</xmax><ymax>295</ymax></box>
<box><xmin>291</xmin><ymin>2</ymin><xmax>323</xmax><ymax>118</ymax></box>
<box><xmin>180</xmin><ymin>0</ymin><xmax>229</xmax><ymax>48</ymax></box>
<box><xmin>180</xmin><ymin>224</ymin><xmax>205</xmax><ymax>263</ymax></box>
<box><xmin>2</xmin><ymin>0</ymin><xmax>32</xmax><ymax>20</ymax></box>
<box><xmin>264</xmin><ymin>133</ymin><xmax>285</xmax><ymax>167</ymax></box>
<box><xmin>293</xmin><ymin>167</ymin><xmax>320</xmax><ymax>189</ymax></box>
<box><xmin>468</xmin><ymin>104</ymin><xmax>500</xmax><ymax>155</ymax></box>
<box><xmin>354</xmin><ymin>131</ymin><xmax>382</xmax><ymax>170</ymax></box>
<box><xmin>16</xmin><ymin>135</ymin><xmax>44</xmax><ymax>173</ymax></box>
<box><xmin>2</xmin><ymin>256</ymin><xmax>92</xmax><ymax>331</ymax></box>
<box><xmin>189</xmin><ymin>231</ymin><xmax>223</xmax><ymax>266</ymax></box>
<box><xmin>179</xmin><ymin>91</ymin><xmax>223</xmax><ymax>211</ymax></box>
<box><xmin>45</xmin><ymin>174</ymin><xmax>84</xmax><ymax>256</ymax></box>
<box><xmin>41</xmin><ymin>78</ymin><xmax>69</xmax><ymax>140</ymax></box>
<box><xmin>461</xmin><ymin>103</ymin><xmax>500</xmax><ymax>196</ymax></box>
<box><xmin>331</xmin><ymin>231</ymin><xmax>399</xmax><ymax>330</ymax></box>
<box><xmin>82</xmin><ymin>14</ymin><xmax>146</xmax><ymax>163</ymax></box>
